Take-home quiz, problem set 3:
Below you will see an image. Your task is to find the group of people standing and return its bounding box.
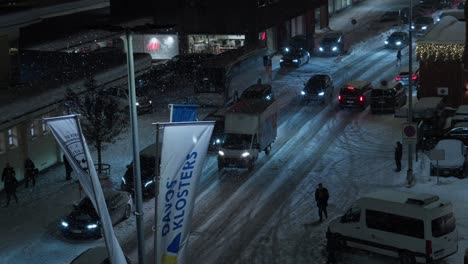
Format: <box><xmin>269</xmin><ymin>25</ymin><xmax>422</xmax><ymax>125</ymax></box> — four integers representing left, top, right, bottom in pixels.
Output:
<box><xmin>1</xmin><ymin>155</ymin><xmax>74</xmax><ymax>207</ymax></box>
<box><xmin>1</xmin><ymin>158</ymin><xmax>38</xmax><ymax>207</ymax></box>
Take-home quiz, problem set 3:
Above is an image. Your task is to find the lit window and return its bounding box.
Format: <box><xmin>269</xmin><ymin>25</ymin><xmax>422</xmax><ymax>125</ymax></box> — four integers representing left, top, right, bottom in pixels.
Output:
<box><xmin>7</xmin><ymin>127</ymin><xmax>18</xmax><ymax>148</ymax></box>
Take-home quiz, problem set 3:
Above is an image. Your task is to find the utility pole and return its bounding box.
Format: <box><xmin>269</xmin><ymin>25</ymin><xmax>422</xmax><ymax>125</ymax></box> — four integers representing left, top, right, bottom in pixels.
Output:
<box><xmin>124</xmin><ymin>30</ymin><xmax>145</xmax><ymax>264</ymax></box>
<box><xmin>407</xmin><ymin>0</ymin><xmax>415</xmax><ymax>186</ymax></box>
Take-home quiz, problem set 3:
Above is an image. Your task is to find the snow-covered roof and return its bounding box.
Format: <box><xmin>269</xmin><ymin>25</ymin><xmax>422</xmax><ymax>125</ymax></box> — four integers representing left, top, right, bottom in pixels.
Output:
<box><xmin>418</xmin><ymin>16</ymin><xmax>465</xmax><ymax>45</ymax></box>
<box><xmin>416</xmin><ymin>16</ymin><xmax>465</xmax><ymax>62</ymax></box>
<box><xmin>431</xmin><ymin>139</ymin><xmax>466</xmax><ymax>167</ymax></box>
<box><xmin>0</xmin><ymin>51</ymin><xmax>152</xmax><ymax>128</ymax></box>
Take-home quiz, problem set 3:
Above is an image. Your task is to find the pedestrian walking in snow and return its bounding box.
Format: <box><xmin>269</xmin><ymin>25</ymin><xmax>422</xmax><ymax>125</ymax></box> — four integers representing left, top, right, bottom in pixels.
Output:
<box><xmin>63</xmin><ymin>154</ymin><xmax>73</xmax><ymax>181</ymax></box>
<box><xmin>2</xmin><ymin>163</ymin><xmax>18</xmax><ymax>207</ymax></box>
<box><xmin>396</xmin><ymin>49</ymin><xmax>402</xmax><ymax>67</ymax></box>
<box><xmin>315</xmin><ymin>183</ymin><xmax>329</xmax><ymax>222</ymax></box>
<box><xmin>24</xmin><ymin>157</ymin><xmax>36</xmax><ymax>188</ymax></box>
<box><xmin>394</xmin><ymin>141</ymin><xmax>403</xmax><ymax>172</ymax></box>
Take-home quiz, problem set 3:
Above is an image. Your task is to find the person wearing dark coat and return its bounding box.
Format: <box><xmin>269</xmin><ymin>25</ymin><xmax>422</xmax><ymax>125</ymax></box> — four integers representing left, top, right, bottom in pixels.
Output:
<box><xmin>63</xmin><ymin>154</ymin><xmax>73</xmax><ymax>181</ymax></box>
<box><xmin>2</xmin><ymin>162</ymin><xmax>18</xmax><ymax>207</ymax></box>
<box><xmin>395</xmin><ymin>141</ymin><xmax>403</xmax><ymax>172</ymax></box>
<box><xmin>315</xmin><ymin>183</ymin><xmax>329</xmax><ymax>222</ymax></box>
<box><xmin>24</xmin><ymin>158</ymin><xmax>36</xmax><ymax>188</ymax></box>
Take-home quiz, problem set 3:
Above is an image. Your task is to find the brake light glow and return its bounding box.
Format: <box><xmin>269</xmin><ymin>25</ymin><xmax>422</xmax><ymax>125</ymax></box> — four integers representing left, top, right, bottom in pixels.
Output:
<box><xmin>426</xmin><ymin>240</ymin><xmax>432</xmax><ymax>258</ymax></box>
<box><xmin>395</xmin><ymin>77</ymin><xmax>402</xmax><ymax>81</ymax></box>
<box><xmin>347</xmin><ymin>86</ymin><xmax>355</xmax><ymax>90</ymax></box>
<box><xmin>412</xmin><ymin>75</ymin><xmax>418</xmax><ymax>81</ymax></box>
<box><xmin>359</xmin><ymin>96</ymin><xmax>364</xmax><ymax>102</ymax></box>
<box><xmin>338</xmin><ymin>95</ymin><xmax>342</xmax><ymax>101</ymax></box>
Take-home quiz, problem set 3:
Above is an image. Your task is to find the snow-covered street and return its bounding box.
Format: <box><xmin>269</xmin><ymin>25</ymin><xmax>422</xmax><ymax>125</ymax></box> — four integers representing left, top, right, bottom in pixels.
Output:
<box><xmin>1</xmin><ymin>0</ymin><xmax>467</xmax><ymax>264</ymax></box>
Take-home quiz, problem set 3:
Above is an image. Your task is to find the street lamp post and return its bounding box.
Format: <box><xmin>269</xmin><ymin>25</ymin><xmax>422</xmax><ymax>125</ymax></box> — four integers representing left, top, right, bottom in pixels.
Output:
<box><xmin>123</xmin><ymin>29</ymin><xmax>145</xmax><ymax>264</ymax></box>
<box><xmin>407</xmin><ymin>0</ymin><xmax>415</xmax><ymax>186</ymax></box>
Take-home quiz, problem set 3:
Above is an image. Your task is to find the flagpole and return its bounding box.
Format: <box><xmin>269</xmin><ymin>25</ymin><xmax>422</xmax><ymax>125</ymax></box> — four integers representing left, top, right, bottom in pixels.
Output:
<box><xmin>124</xmin><ymin>29</ymin><xmax>145</xmax><ymax>264</ymax></box>
<box><xmin>74</xmin><ymin>115</ymin><xmax>111</xmax><ymax>257</ymax></box>
<box><xmin>154</xmin><ymin>122</ymin><xmax>161</xmax><ymax>264</ymax></box>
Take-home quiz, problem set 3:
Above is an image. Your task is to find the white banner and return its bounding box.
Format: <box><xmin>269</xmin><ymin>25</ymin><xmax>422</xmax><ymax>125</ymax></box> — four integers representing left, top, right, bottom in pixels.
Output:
<box><xmin>156</xmin><ymin>121</ymin><xmax>214</xmax><ymax>264</ymax></box>
<box><xmin>44</xmin><ymin>115</ymin><xmax>127</xmax><ymax>264</ymax></box>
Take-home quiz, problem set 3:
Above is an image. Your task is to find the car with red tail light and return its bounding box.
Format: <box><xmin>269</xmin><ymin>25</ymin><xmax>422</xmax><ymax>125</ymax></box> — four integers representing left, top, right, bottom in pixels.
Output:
<box><xmin>396</xmin><ymin>66</ymin><xmax>419</xmax><ymax>87</ymax></box>
<box><xmin>338</xmin><ymin>81</ymin><xmax>373</xmax><ymax>110</ymax></box>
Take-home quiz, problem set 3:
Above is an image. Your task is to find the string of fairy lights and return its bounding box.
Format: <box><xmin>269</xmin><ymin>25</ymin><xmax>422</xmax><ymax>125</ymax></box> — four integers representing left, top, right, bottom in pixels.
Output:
<box><xmin>416</xmin><ymin>43</ymin><xmax>464</xmax><ymax>62</ymax></box>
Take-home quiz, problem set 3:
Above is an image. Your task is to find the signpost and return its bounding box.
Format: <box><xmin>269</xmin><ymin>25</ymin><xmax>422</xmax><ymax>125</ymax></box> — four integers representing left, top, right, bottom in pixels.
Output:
<box><xmin>428</xmin><ymin>149</ymin><xmax>445</xmax><ymax>184</ymax></box>
<box><xmin>402</xmin><ymin>122</ymin><xmax>417</xmax><ymax>144</ymax></box>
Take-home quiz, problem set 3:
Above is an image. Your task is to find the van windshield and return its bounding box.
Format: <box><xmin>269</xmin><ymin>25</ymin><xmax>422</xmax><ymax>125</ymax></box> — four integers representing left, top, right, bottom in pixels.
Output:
<box><xmin>432</xmin><ymin>213</ymin><xmax>456</xmax><ymax>237</ymax></box>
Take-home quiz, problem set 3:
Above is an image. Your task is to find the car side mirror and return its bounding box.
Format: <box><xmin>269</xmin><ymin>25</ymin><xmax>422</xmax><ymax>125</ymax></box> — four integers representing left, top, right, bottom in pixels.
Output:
<box><xmin>126</xmin><ymin>164</ymin><xmax>130</xmax><ymax>169</ymax></box>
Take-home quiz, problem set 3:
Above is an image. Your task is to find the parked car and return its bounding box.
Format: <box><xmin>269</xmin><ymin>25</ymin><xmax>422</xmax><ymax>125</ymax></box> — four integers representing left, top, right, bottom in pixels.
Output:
<box><xmin>430</xmin><ymin>139</ymin><xmax>467</xmax><ymax>178</ymax></box>
<box><xmin>167</xmin><ymin>53</ymin><xmax>215</xmax><ymax>76</ymax></box>
<box><xmin>384</xmin><ymin>31</ymin><xmax>409</xmax><ymax>49</ymax></box>
<box><xmin>395</xmin><ymin>66</ymin><xmax>419</xmax><ymax>87</ymax></box>
<box><xmin>280</xmin><ymin>48</ymin><xmax>310</xmax><ymax>68</ymax></box>
<box><xmin>379</xmin><ymin>11</ymin><xmax>400</xmax><ymax>22</ymax></box>
<box><xmin>412</xmin><ymin>15</ymin><xmax>435</xmax><ymax>36</ymax></box>
<box><xmin>370</xmin><ymin>80</ymin><xmax>407</xmax><ymax>114</ymax></box>
<box><xmin>441</xmin><ymin>122</ymin><xmax>468</xmax><ymax>146</ymax></box>
<box><xmin>450</xmin><ymin>105</ymin><xmax>468</xmax><ymax>126</ymax></box>
<box><xmin>239</xmin><ymin>83</ymin><xmax>275</xmax><ymax>103</ymax></box>
<box><xmin>338</xmin><ymin>80</ymin><xmax>373</xmax><ymax>110</ymax></box>
<box><xmin>70</xmin><ymin>246</ymin><xmax>133</xmax><ymax>264</ymax></box>
<box><xmin>101</xmin><ymin>86</ymin><xmax>153</xmax><ymax>115</ymax></box>
<box><xmin>317</xmin><ymin>31</ymin><xmax>345</xmax><ymax>56</ymax></box>
<box><xmin>301</xmin><ymin>74</ymin><xmax>334</xmax><ymax>105</ymax></box>
<box><xmin>121</xmin><ymin>143</ymin><xmax>159</xmax><ymax>198</ymax></box>
<box><xmin>59</xmin><ymin>189</ymin><xmax>132</xmax><ymax>239</ymax></box>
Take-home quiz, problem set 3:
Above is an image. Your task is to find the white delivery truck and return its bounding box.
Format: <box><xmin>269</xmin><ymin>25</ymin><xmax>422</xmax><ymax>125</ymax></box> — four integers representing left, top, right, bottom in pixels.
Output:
<box><xmin>217</xmin><ymin>100</ymin><xmax>277</xmax><ymax>172</ymax></box>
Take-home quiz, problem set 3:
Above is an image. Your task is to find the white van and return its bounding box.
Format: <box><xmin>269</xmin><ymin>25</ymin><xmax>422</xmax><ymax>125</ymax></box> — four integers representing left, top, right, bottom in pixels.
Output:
<box><xmin>327</xmin><ymin>190</ymin><xmax>458</xmax><ymax>263</ymax></box>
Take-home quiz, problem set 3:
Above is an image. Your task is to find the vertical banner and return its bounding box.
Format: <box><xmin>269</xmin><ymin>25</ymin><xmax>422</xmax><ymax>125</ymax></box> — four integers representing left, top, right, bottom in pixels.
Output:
<box><xmin>156</xmin><ymin>121</ymin><xmax>214</xmax><ymax>264</ymax></box>
<box><xmin>44</xmin><ymin>115</ymin><xmax>126</xmax><ymax>264</ymax></box>
<box><xmin>168</xmin><ymin>104</ymin><xmax>199</xmax><ymax>122</ymax></box>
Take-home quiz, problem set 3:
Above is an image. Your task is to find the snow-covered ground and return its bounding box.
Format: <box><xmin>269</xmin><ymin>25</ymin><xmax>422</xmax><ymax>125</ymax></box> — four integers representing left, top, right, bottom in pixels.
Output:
<box><xmin>2</xmin><ymin>0</ymin><xmax>467</xmax><ymax>264</ymax></box>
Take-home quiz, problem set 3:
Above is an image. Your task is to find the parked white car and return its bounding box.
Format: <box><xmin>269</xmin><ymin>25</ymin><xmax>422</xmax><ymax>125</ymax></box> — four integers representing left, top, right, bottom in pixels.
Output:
<box><xmin>430</xmin><ymin>139</ymin><xmax>467</xmax><ymax>178</ymax></box>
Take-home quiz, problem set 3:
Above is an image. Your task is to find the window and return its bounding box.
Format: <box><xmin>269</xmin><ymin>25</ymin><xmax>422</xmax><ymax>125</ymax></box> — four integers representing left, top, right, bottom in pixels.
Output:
<box><xmin>432</xmin><ymin>213</ymin><xmax>456</xmax><ymax>237</ymax></box>
<box><xmin>41</xmin><ymin>117</ymin><xmax>49</xmax><ymax>134</ymax></box>
<box><xmin>366</xmin><ymin>209</ymin><xmax>424</xmax><ymax>238</ymax></box>
<box><xmin>0</xmin><ymin>132</ymin><xmax>5</xmax><ymax>153</ymax></box>
<box><xmin>30</xmin><ymin>121</ymin><xmax>37</xmax><ymax>138</ymax></box>
<box><xmin>342</xmin><ymin>207</ymin><xmax>361</xmax><ymax>223</ymax></box>
<box><xmin>7</xmin><ymin>127</ymin><xmax>18</xmax><ymax>148</ymax></box>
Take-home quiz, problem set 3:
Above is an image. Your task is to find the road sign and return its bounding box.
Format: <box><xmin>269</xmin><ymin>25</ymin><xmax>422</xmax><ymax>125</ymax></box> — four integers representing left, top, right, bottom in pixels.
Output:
<box><xmin>402</xmin><ymin>122</ymin><xmax>417</xmax><ymax>144</ymax></box>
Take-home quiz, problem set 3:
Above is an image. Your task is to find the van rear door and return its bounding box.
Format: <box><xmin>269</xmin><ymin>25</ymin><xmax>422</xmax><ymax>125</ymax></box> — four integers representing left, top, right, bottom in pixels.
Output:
<box><xmin>430</xmin><ymin>206</ymin><xmax>458</xmax><ymax>261</ymax></box>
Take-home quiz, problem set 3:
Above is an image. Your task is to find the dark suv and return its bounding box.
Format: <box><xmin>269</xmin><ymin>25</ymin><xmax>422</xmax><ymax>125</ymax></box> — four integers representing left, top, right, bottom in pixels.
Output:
<box><xmin>239</xmin><ymin>84</ymin><xmax>275</xmax><ymax>103</ymax></box>
<box><xmin>317</xmin><ymin>32</ymin><xmax>345</xmax><ymax>56</ymax></box>
<box><xmin>301</xmin><ymin>74</ymin><xmax>334</xmax><ymax>105</ymax></box>
<box><xmin>370</xmin><ymin>81</ymin><xmax>407</xmax><ymax>114</ymax></box>
<box><xmin>338</xmin><ymin>81</ymin><xmax>373</xmax><ymax>110</ymax></box>
<box><xmin>121</xmin><ymin>143</ymin><xmax>160</xmax><ymax>198</ymax></box>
